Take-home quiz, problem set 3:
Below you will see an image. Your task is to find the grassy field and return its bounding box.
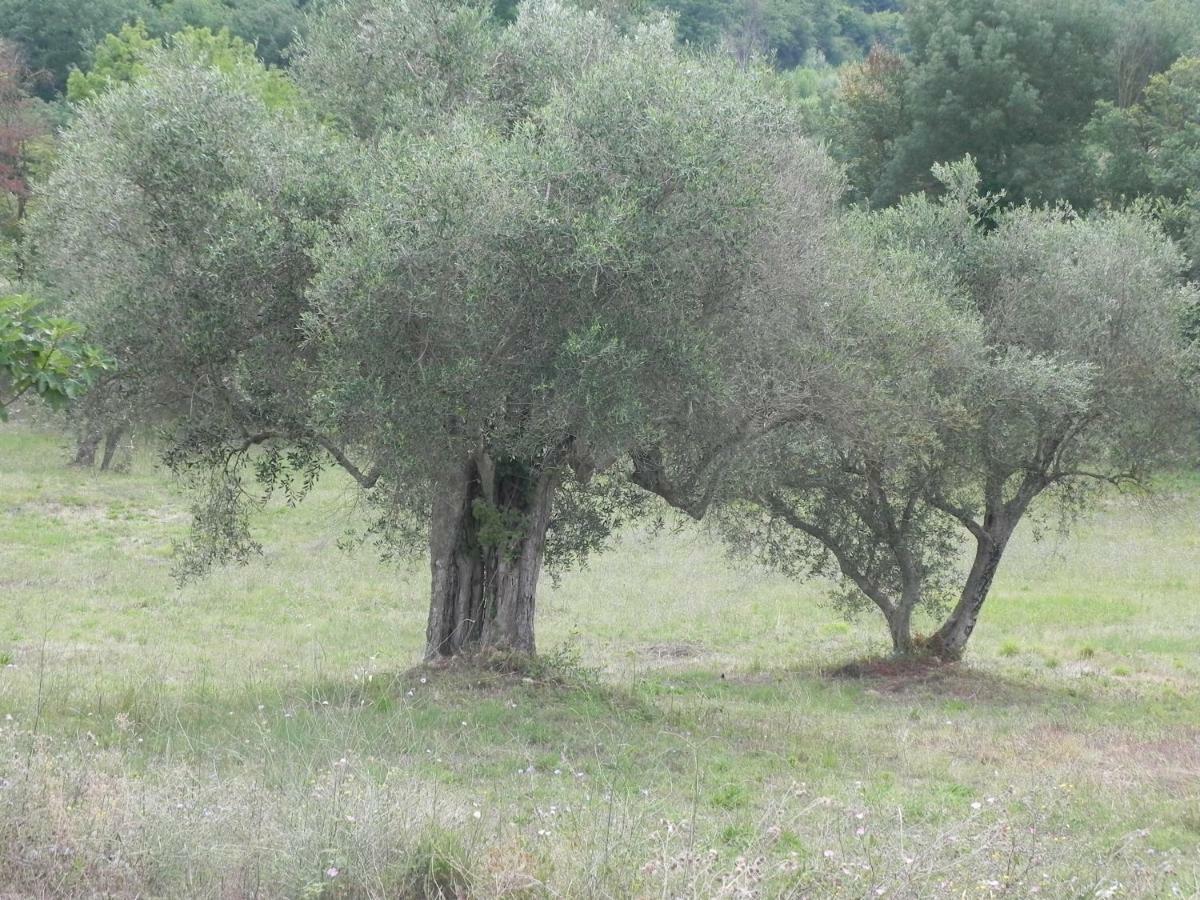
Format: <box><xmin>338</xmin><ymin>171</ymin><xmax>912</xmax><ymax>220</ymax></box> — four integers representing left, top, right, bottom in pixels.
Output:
<box><xmin>1</xmin><ymin>421</ymin><xmax>1198</xmax><ymax>898</ymax></box>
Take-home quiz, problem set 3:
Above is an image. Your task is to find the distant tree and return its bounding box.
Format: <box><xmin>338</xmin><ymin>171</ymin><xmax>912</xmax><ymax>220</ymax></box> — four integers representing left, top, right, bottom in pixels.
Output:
<box><xmin>153</xmin><ymin>0</ymin><xmax>309</xmax><ymax>68</ymax></box>
<box><xmin>67</xmin><ymin>22</ymin><xmax>298</xmax><ymax>108</ymax></box>
<box><xmin>1110</xmin><ymin>0</ymin><xmax>1200</xmax><ymax>110</ymax></box>
<box><xmin>654</xmin><ymin>0</ymin><xmax>901</xmax><ymax>67</ymax></box>
<box><xmin>828</xmin><ymin>43</ymin><xmax>906</xmax><ymax>205</ymax></box>
<box><xmin>829</xmin><ymin>0</ymin><xmax>1119</xmax><ymax>207</ymax></box>
<box><xmin>0</xmin><ymin>41</ymin><xmax>49</xmax><ymax>227</ymax></box>
<box><xmin>718</xmin><ymin>161</ymin><xmax>1198</xmax><ymax>658</ymax></box>
<box><xmin>0</xmin><ymin>295</ymin><xmax>110</xmax><ymax>421</ymax></box>
<box><xmin>0</xmin><ymin>0</ymin><xmax>152</xmax><ymax>98</ymax></box>
<box><xmin>37</xmin><ymin>0</ymin><xmax>844</xmax><ymax>660</ymax></box>
<box><xmin>0</xmin><ymin>0</ymin><xmax>307</xmax><ymax>98</ymax></box>
<box><xmin>64</xmin><ymin>23</ymin><xmax>159</xmax><ymax>104</ymax></box>
<box><xmin>1088</xmin><ymin>54</ymin><xmax>1200</xmax><ymax>275</ymax></box>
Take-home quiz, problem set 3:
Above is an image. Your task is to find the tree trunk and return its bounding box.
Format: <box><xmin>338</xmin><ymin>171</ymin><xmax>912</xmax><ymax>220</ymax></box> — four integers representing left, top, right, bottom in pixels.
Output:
<box><xmin>425</xmin><ymin>454</ymin><xmax>558</xmax><ymax>661</ymax></box>
<box><xmin>887</xmin><ymin>598</ymin><xmax>915</xmax><ymax>655</ymax></box>
<box><xmin>927</xmin><ymin>527</ymin><xmax>1012</xmax><ymax>660</ymax></box>
<box><xmin>99</xmin><ymin>426</ymin><xmax>126</xmax><ymax>472</ymax></box>
<box><xmin>73</xmin><ymin>429</ymin><xmax>102</xmax><ymax>468</ymax></box>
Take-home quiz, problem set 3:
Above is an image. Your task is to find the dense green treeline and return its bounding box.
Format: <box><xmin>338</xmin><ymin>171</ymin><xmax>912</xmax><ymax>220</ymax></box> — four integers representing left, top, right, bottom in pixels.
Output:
<box><xmin>826</xmin><ymin>0</ymin><xmax>1200</xmax><ymax>212</ymax></box>
<box><xmin>652</xmin><ymin>0</ymin><xmax>902</xmax><ymax>67</ymax></box>
<box><xmin>4</xmin><ymin>0</ymin><xmax>1197</xmax><ymax>218</ymax></box>
<box><xmin>0</xmin><ymin>0</ymin><xmax>896</xmax><ymax>100</ymax></box>
<box><xmin>0</xmin><ymin>0</ymin><xmax>311</xmax><ymax>98</ymax></box>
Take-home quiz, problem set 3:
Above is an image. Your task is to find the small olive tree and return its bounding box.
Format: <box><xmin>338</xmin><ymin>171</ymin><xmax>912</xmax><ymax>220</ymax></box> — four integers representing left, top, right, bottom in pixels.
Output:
<box><xmin>711</xmin><ymin>236</ymin><xmax>985</xmax><ymax>654</ymax></box>
<box><xmin>37</xmin><ymin>0</ymin><xmax>844</xmax><ymax>660</ymax></box>
<box><xmin>716</xmin><ymin>161</ymin><xmax>1199</xmax><ymax>659</ymax></box>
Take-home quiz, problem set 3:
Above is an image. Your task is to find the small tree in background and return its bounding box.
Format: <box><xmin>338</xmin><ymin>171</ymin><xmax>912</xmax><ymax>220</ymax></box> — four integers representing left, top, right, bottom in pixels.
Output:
<box><xmin>828</xmin><ymin>43</ymin><xmax>907</xmax><ymax>207</ymax></box>
<box><xmin>63</xmin><ymin>22</ymin><xmax>158</xmax><ymax>104</ymax></box>
<box><xmin>0</xmin><ymin>40</ymin><xmax>50</xmax><ymax>242</ymax></box>
<box><xmin>0</xmin><ymin>0</ymin><xmax>150</xmax><ymax>99</ymax></box>
<box><xmin>1088</xmin><ymin>54</ymin><xmax>1200</xmax><ymax>278</ymax></box>
<box><xmin>824</xmin><ymin>0</ymin><xmax>1121</xmax><ymax>208</ymax></box>
<box><xmin>0</xmin><ymin>0</ymin><xmax>309</xmax><ymax>97</ymax></box>
<box><xmin>66</xmin><ymin>22</ymin><xmax>297</xmax><ymax>109</ymax></box>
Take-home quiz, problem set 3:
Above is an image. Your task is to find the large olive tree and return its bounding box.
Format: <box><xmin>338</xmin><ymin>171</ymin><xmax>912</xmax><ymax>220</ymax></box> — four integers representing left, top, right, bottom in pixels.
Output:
<box><xmin>37</xmin><ymin>0</ymin><xmax>844</xmax><ymax>659</ymax></box>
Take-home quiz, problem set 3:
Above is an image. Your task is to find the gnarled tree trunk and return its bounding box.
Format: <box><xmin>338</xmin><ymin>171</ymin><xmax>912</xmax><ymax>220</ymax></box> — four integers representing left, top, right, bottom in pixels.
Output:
<box><xmin>100</xmin><ymin>426</ymin><xmax>126</xmax><ymax>472</ymax></box>
<box><xmin>425</xmin><ymin>453</ymin><xmax>559</xmax><ymax>660</ymax></box>
<box><xmin>72</xmin><ymin>429</ymin><xmax>102</xmax><ymax>467</ymax></box>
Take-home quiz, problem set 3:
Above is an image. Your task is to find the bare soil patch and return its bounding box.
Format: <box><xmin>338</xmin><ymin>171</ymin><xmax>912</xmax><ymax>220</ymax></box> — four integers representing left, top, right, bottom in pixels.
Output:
<box><xmin>824</xmin><ymin>655</ymin><xmax>1047</xmax><ymax>703</ymax></box>
<box><xmin>826</xmin><ymin>654</ymin><xmax>954</xmax><ymax>683</ymax></box>
<box><xmin>643</xmin><ymin>641</ymin><xmax>704</xmax><ymax>659</ymax></box>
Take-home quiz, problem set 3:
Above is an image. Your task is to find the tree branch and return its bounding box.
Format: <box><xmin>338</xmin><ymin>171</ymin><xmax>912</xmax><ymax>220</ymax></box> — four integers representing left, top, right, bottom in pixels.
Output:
<box><xmin>925</xmin><ymin>493</ymin><xmax>986</xmax><ymax>541</ymax></box>
<box><xmin>311</xmin><ymin>435</ymin><xmax>382</xmax><ymax>488</ymax></box>
<box><xmin>631</xmin><ymin>408</ymin><xmax>810</xmax><ymax>518</ymax></box>
<box><xmin>765</xmin><ymin>493</ymin><xmax>896</xmax><ymax>616</ymax></box>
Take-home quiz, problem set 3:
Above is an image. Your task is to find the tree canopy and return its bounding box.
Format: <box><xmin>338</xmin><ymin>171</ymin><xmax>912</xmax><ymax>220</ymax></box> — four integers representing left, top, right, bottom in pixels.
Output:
<box><xmin>36</xmin><ymin>0</ymin><xmax>852</xmax><ymax>658</ymax></box>
<box><xmin>28</xmin><ymin>0</ymin><xmax>1200</xmax><ymax>664</ymax></box>
<box><xmin>714</xmin><ymin>160</ymin><xmax>1198</xmax><ymax>657</ymax></box>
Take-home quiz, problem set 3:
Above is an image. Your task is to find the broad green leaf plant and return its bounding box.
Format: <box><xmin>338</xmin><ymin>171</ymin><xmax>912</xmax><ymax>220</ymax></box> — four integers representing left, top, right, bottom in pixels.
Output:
<box><xmin>0</xmin><ymin>295</ymin><xmax>110</xmax><ymax>421</ymax></box>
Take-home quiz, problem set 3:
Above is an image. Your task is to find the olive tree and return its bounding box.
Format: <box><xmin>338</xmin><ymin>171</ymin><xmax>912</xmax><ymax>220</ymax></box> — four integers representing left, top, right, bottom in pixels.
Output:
<box><xmin>908</xmin><ymin>167</ymin><xmax>1198</xmax><ymax>659</ymax></box>
<box><xmin>301</xmin><ymin>1</ymin><xmax>844</xmax><ymax>658</ymax></box>
<box><xmin>716</xmin><ymin>161</ymin><xmax>1198</xmax><ymax>659</ymax></box>
<box><xmin>711</xmin><ymin>236</ymin><xmax>985</xmax><ymax>655</ymax></box>
<box><xmin>37</xmin><ymin>0</ymin><xmax>844</xmax><ymax>660</ymax></box>
<box><xmin>34</xmin><ymin>53</ymin><xmax>351</xmax><ymax>549</ymax></box>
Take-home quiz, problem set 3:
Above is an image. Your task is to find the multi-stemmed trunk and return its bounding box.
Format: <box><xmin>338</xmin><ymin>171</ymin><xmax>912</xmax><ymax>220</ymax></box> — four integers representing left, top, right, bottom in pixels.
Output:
<box><xmin>875</xmin><ymin>519</ymin><xmax>1018</xmax><ymax>661</ymax></box>
<box><xmin>877</xmin><ymin>529</ymin><xmax>1014</xmax><ymax>660</ymax></box>
<box><xmin>72</xmin><ymin>423</ymin><xmax>126</xmax><ymax>471</ymax></box>
<box><xmin>424</xmin><ymin>453</ymin><xmax>559</xmax><ymax>660</ymax></box>
<box><xmin>72</xmin><ymin>429</ymin><xmax>102</xmax><ymax>467</ymax></box>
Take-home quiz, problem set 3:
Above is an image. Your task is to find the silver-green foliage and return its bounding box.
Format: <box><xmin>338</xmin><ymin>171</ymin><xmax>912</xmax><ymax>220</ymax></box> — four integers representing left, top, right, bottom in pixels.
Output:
<box><xmin>35</xmin><ymin>57</ymin><xmax>348</xmax><ymax>570</ymax></box>
<box><xmin>717</xmin><ymin>159</ymin><xmax>1199</xmax><ymax>657</ymax></box>
<box><xmin>36</xmin><ymin>0</ymin><xmax>845</xmax><ymax>656</ymax></box>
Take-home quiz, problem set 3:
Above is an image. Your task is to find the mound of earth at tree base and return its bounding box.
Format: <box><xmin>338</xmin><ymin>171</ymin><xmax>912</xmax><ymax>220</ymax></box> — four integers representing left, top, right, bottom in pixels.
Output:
<box><xmin>826</xmin><ymin>654</ymin><xmax>958</xmax><ymax>682</ymax></box>
<box><xmin>823</xmin><ymin>656</ymin><xmax>1055</xmax><ymax>704</ymax></box>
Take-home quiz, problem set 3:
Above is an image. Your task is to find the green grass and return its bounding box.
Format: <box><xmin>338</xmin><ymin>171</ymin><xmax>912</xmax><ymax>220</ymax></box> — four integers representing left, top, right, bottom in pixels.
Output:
<box><xmin>1</xmin><ymin>421</ymin><xmax>1199</xmax><ymax>897</ymax></box>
